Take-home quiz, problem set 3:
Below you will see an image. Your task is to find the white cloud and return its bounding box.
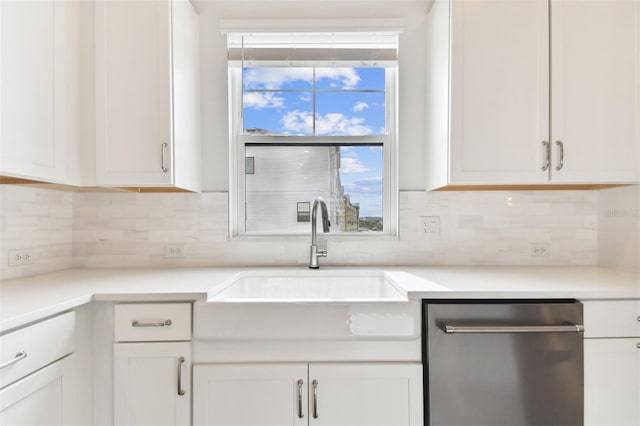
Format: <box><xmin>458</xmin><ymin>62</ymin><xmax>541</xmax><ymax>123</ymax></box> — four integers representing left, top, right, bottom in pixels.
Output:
<box><xmin>243</xmin><ymin>92</ymin><xmax>285</xmax><ymax>109</ymax></box>
<box><xmin>353</xmin><ymin>102</ymin><xmax>369</xmax><ymax>112</ymax></box>
<box><xmin>343</xmin><ymin>176</ymin><xmax>383</xmax><ymax>193</ymax></box>
<box><xmin>340</xmin><ymin>157</ymin><xmax>370</xmax><ymax>174</ymax></box>
<box><xmin>281</xmin><ymin>110</ymin><xmax>314</xmax><ymax>134</ymax></box>
<box><xmin>243</xmin><ymin>68</ymin><xmax>312</xmax><ymax>90</ymax></box>
<box><xmin>281</xmin><ymin>111</ymin><xmax>373</xmax><ymax>136</ymax></box>
<box><xmin>316</xmin><ymin>68</ymin><xmax>360</xmax><ymax>89</ymax></box>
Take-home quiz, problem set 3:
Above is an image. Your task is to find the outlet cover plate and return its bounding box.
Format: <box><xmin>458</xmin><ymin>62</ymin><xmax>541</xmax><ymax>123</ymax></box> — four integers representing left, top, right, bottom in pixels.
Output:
<box><xmin>8</xmin><ymin>249</ymin><xmax>34</xmax><ymax>266</ymax></box>
<box><xmin>165</xmin><ymin>244</ymin><xmax>186</xmax><ymax>258</ymax></box>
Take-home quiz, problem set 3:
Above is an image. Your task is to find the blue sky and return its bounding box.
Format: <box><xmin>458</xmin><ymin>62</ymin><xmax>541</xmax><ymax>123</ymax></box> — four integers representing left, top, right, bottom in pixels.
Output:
<box><xmin>243</xmin><ymin>67</ymin><xmax>385</xmax><ymax>217</ymax></box>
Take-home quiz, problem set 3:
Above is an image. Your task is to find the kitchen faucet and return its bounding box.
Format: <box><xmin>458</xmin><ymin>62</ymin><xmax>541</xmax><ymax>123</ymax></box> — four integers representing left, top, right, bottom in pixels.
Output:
<box><xmin>309</xmin><ymin>197</ymin><xmax>330</xmax><ymax>268</ymax></box>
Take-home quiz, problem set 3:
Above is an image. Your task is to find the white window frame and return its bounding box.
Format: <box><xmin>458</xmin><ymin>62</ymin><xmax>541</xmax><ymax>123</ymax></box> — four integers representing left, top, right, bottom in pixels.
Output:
<box><xmin>227</xmin><ymin>36</ymin><xmax>399</xmax><ymax>239</ymax></box>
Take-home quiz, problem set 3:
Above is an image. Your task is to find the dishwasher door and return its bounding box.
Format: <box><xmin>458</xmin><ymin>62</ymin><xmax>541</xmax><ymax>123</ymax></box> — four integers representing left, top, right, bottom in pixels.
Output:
<box><xmin>423</xmin><ymin>301</ymin><xmax>584</xmax><ymax>426</ymax></box>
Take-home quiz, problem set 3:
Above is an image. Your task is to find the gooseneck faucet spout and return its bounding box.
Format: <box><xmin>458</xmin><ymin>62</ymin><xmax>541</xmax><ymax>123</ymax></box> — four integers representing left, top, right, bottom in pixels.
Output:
<box><xmin>309</xmin><ymin>197</ymin><xmax>330</xmax><ymax>269</ymax></box>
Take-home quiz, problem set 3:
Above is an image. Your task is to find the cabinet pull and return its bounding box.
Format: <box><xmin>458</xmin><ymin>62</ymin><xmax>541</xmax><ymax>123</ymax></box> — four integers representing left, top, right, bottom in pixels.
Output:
<box><xmin>161</xmin><ymin>142</ymin><xmax>169</xmax><ymax>173</ymax></box>
<box><xmin>312</xmin><ymin>379</ymin><xmax>319</xmax><ymax>419</ymax></box>
<box><xmin>637</xmin><ymin>343</ymin><xmax>640</xmax><ymax>349</ymax></box>
<box><xmin>636</xmin><ymin>316</ymin><xmax>639</xmax><ymax>322</ymax></box>
<box><xmin>177</xmin><ymin>356</ymin><xmax>185</xmax><ymax>396</ymax></box>
<box><xmin>0</xmin><ymin>351</ymin><xmax>27</xmax><ymax>369</ymax></box>
<box><xmin>541</xmin><ymin>141</ymin><xmax>550</xmax><ymax>171</ymax></box>
<box><xmin>555</xmin><ymin>140</ymin><xmax>564</xmax><ymax>171</ymax></box>
<box><xmin>297</xmin><ymin>379</ymin><xmax>304</xmax><ymax>418</ymax></box>
<box><xmin>131</xmin><ymin>320</ymin><xmax>172</xmax><ymax>327</ymax></box>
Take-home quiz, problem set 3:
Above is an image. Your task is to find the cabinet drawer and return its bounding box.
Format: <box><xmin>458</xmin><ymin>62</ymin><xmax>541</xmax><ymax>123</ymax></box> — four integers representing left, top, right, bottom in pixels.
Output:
<box><xmin>114</xmin><ymin>303</ymin><xmax>191</xmax><ymax>342</ymax></box>
<box><xmin>583</xmin><ymin>300</ymin><xmax>640</xmax><ymax>338</ymax></box>
<box><xmin>0</xmin><ymin>312</ymin><xmax>75</xmax><ymax>388</ymax></box>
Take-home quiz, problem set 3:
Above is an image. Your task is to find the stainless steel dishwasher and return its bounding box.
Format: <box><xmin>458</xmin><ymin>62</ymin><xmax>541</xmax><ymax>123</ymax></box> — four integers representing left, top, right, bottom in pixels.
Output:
<box><xmin>423</xmin><ymin>300</ymin><xmax>584</xmax><ymax>426</ymax></box>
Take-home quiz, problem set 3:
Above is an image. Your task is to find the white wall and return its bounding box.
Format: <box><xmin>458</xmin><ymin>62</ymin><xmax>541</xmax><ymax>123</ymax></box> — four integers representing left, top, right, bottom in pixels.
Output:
<box><xmin>598</xmin><ymin>185</ymin><xmax>640</xmax><ymax>271</ymax></box>
<box><xmin>194</xmin><ymin>0</ymin><xmax>429</xmax><ymax>191</ymax></box>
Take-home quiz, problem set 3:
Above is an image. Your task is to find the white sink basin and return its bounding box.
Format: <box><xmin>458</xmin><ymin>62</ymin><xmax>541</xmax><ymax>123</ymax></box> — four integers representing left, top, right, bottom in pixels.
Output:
<box><xmin>196</xmin><ymin>269</ymin><xmax>438</xmax><ymax>343</ymax></box>
<box><xmin>209</xmin><ymin>270</ymin><xmax>406</xmax><ymax>302</ymax></box>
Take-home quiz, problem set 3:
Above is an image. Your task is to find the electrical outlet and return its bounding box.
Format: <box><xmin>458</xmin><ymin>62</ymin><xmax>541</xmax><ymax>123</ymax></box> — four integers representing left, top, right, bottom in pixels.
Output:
<box><xmin>164</xmin><ymin>244</ymin><xmax>186</xmax><ymax>258</ymax></box>
<box><xmin>8</xmin><ymin>249</ymin><xmax>34</xmax><ymax>266</ymax></box>
<box><xmin>420</xmin><ymin>216</ymin><xmax>440</xmax><ymax>238</ymax></box>
<box><xmin>530</xmin><ymin>243</ymin><xmax>550</xmax><ymax>257</ymax></box>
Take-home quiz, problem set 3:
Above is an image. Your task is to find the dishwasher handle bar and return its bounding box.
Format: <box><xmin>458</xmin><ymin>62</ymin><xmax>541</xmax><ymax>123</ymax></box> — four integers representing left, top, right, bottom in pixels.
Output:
<box><xmin>442</xmin><ymin>324</ymin><xmax>584</xmax><ymax>334</ymax></box>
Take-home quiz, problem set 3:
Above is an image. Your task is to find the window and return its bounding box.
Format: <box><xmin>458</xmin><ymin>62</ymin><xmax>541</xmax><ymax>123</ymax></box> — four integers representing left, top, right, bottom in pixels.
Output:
<box><xmin>245</xmin><ymin>157</ymin><xmax>255</xmax><ymax>174</ymax></box>
<box><xmin>224</xmin><ymin>22</ymin><xmax>400</xmax><ymax>237</ymax></box>
<box><xmin>297</xmin><ymin>202</ymin><xmax>311</xmax><ymax>222</ymax></box>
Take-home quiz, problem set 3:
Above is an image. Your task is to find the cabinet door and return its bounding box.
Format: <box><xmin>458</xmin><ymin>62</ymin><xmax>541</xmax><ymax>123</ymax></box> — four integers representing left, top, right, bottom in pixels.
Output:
<box><xmin>0</xmin><ymin>0</ymin><xmax>67</xmax><ymax>183</ymax></box>
<box><xmin>0</xmin><ymin>355</ymin><xmax>75</xmax><ymax>426</ymax></box>
<box><xmin>114</xmin><ymin>342</ymin><xmax>190</xmax><ymax>426</ymax></box>
<box><xmin>551</xmin><ymin>0</ymin><xmax>640</xmax><ymax>183</ymax></box>
<box><xmin>448</xmin><ymin>0</ymin><xmax>549</xmax><ymax>185</ymax></box>
<box><xmin>584</xmin><ymin>339</ymin><xmax>640</xmax><ymax>426</ymax></box>
<box><xmin>193</xmin><ymin>363</ymin><xmax>308</xmax><ymax>426</ymax></box>
<box><xmin>308</xmin><ymin>363</ymin><xmax>423</xmax><ymax>426</ymax></box>
<box><xmin>95</xmin><ymin>0</ymin><xmax>172</xmax><ymax>186</ymax></box>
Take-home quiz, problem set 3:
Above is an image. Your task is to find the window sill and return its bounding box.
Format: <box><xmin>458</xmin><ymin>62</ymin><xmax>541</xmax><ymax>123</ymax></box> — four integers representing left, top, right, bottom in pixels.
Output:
<box><xmin>230</xmin><ymin>233</ymin><xmax>400</xmax><ymax>243</ymax></box>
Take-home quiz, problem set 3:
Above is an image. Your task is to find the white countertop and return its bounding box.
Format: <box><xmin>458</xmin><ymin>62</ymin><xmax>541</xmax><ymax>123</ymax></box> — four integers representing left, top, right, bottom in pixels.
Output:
<box><xmin>1</xmin><ymin>266</ymin><xmax>638</xmax><ymax>333</ymax></box>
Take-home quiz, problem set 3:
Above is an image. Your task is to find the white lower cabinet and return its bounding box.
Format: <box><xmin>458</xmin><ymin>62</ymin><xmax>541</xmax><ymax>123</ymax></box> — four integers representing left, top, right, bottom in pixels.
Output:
<box><xmin>113</xmin><ymin>342</ymin><xmax>191</xmax><ymax>426</ymax></box>
<box><xmin>0</xmin><ymin>311</ymin><xmax>76</xmax><ymax>426</ymax></box>
<box><xmin>583</xmin><ymin>300</ymin><xmax>640</xmax><ymax>426</ymax></box>
<box><xmin>193</xmin><ymin>362</ymin><xmax>423</xmax><ymax>426</ymax></box>
<box><xmin>584</xmin><ymin>339</ymin><xmax>640</xmax><ymax>426</ymax></box>
<box><xmin>0</xmin><ymin>355</ymin><xmax>75</xmax><ymax>426</ymax></box>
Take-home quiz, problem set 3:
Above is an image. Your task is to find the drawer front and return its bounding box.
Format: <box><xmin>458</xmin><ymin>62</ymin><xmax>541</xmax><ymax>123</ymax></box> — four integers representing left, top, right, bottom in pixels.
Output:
<box><xmin>583</xmin><ymin>300</ymin><xmax>640</xmax><ymax>338</ymax></box>
<box><xmin>0</xmin><ymin>311</ymin><xmax>75</xmax><ymax>388</ymax></box>
<box><xmin>114</xmin><ymin>303</ymin><xmax>191</xmax><ymax>342</ymax></box>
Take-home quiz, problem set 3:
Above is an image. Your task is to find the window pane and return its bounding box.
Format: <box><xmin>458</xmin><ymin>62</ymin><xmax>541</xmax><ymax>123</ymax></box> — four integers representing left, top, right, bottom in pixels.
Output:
<box><xmin>315</xmin><ymin>67</ymin><xmax>385</xmax><ymax>90</ymax></box>
<box><xmin>244</xmin><ymin>145</ymin><xmax>383</xmax><ymax>234</ymax></box>
<box><xmin>315</xmin><ymin>92</ymin><xmax>386</xmax><ymax>136</ymax></box>
<box><xmin>243</xmin><ymin>92</ymin><xmax>312</xmax><ymax>135</ymax></box>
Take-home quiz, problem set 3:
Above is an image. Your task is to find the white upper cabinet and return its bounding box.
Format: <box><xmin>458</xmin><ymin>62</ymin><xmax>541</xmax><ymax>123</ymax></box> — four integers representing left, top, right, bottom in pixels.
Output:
<box><xmin>0</xmin><ymin>0</ymin><xmax>80</xmax><ymax>184</ymax></box>
<box><xmin>426</xmin><ymin>0</ymin><xmax>640</xmax><ymax>189</ymax></box>
<box><xmin>95</xmin><ymin>0</ymin><xmax>201</xmax><ymax>191</ymax></box>
<box><xmin>550</xmin><ymin>0</ymin><xmax>640</xmax><ymax>183</ymax></box>
<box><xmin>427</xmin><ymin>0</ymin><xmax>549</xmax><ymax>188</ymax></box>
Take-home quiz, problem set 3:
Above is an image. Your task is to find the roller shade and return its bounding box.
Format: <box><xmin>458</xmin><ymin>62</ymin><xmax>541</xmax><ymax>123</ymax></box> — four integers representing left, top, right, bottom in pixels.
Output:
<box><xmin>221</xmin><ymin>19</ymin><xmax>402</xmax><ymax>67</ymax></box>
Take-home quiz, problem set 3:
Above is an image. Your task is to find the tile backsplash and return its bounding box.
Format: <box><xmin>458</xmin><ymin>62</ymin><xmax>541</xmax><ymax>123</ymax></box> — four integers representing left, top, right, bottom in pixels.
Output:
<box><xmin>0</xmin><ymin>185</ymin><xmax>73</xmax><ymax>280</ymax></box>
<box><xmin>1</xmin><ymin>184</ymin><xmax>625</xmax><ymax>280</ymax></box>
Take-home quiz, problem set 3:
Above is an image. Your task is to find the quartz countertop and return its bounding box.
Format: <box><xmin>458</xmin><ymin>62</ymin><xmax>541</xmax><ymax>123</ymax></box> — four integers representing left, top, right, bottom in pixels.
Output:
<box><xmin>1</xmin><ymin>266</ymin><xmax>638</xmax><ymax>333</ymax></box>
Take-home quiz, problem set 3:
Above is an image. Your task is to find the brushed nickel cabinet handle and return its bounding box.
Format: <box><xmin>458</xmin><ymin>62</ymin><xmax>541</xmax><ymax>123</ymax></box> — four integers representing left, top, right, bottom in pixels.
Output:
<box><xmin>541</xmin><ymin>141</ymin><xmax>550</xmax><ymax>171</ymax></box>
<box><xmin>177</xmin><ymin>356</ymin><xmax>185</xmax><ymax>396</ymax></box>
<box><xmin>297</xmin><ymin>379</ymin><xmax>304</xmax><ymax>419</ymax></box>
<box><xmin>161</xmin><ymin>142</ymin><xmax>169</xmax><ymax>173</ymax></box>
<box><xmin>132</xmin><ymin>320</ymin><xmax>172</xmax><ymax>327</ymax></box>
<box><xmin>0</xmin><ymin>351</ymin><xmax>27</xmax><ymax>369</ymax></box>
<box><xmin>312</xmin><ymin>379</ymin><xmax>319</xmax><ymax>419</ymax></box>
<box><xmin>555</xmin><ymin>140</ymin><xmax>564</xmax><ymax>171</ymax></box>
